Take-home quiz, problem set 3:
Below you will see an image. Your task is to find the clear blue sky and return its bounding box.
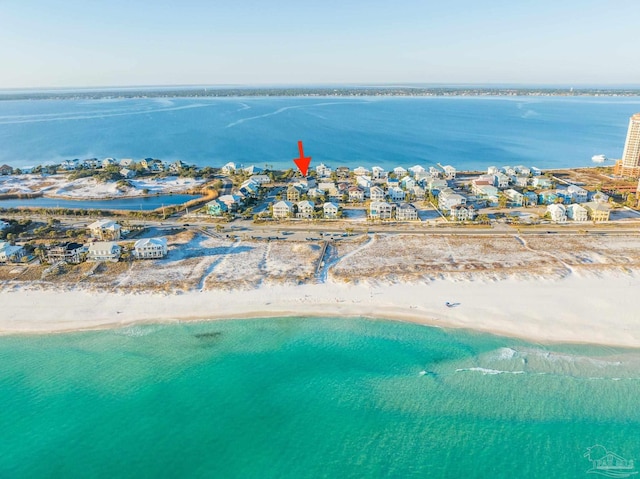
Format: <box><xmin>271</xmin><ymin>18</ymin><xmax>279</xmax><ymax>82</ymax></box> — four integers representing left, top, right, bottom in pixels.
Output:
<box><xmin>1</xmin><ymin>0</ymin><xmax>638</xmax><ymax>88</ymax></box>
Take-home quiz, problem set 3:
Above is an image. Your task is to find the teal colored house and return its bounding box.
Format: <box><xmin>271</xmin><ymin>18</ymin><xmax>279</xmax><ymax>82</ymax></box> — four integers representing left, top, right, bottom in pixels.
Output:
<box><xmin>206</xmin><ymin>199</ymin><xmax>228</xmax><ymax>217</ymax></box>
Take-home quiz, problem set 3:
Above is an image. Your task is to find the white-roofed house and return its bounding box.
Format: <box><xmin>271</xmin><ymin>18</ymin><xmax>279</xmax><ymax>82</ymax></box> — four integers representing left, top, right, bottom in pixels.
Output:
<box><xmin>316</xmin><ymin>163</ymin><xmax>332</xmax><ymax>178</ymax></box>
<box><xmin>218</xmin><ymin>194</ymin><xmax>243</xmax><ymax>212</ymax></box>
<box><xmin>250</xmin><ymin>174</ymin><xmax>272</xmax><ymax>185</ymax></box>
<box><xmin>393</xmin><ymin>166</ymin><xmax>408</xmax><ymax>177</ymax></box>
<box><xmin>438</xmin><ymin>188</ymin><xmax>466</xmax><ymax>211</ymax></box>
<box><xmin>369</xmin><ymin>185</ymin><xmax>386</xmax><ymax>202</ymax></box>
<box><xmin>296</xmin><ymin>200</ymin><xmax>315</xmax><ymax>219</ymax></box>
<box><xmin>547</xmin><ymin>203</ymin><xmax>567</xmax><ymax>223</ymax></box>
<box><xmin>120</xmin><ymin>168</ymin><xmax>135</xmax><ymax>179</ymax></box>
<box><xmin>371</xmin><ymin>166</ymin><xmax>387</xmax><ymax>180</ymax></box>
<box><xmin>0</xmin><ymin>241</ymin><xmax>26</xmax><ymax>263</ymax></box>
<box><xmin>411</xmin><ymin>185</ymin><xmax>426</xmax><ymax>199</ymax></box>
<box><xmin>369</xmin><ymin>201</ymin><xmax>394</xmax><ymax>220</ymax></box>
<box><xmin>133</xmin><ymin>237</ymin><xmax>168</xmax><ymax>259</ymax></box>
<box><xmin>400</xmin><ymin>176</ymin><xmax>416</xmax><ymax>190</ymax></box>
<box><xmin>353</xmin><ymin>166</ymin><xmax>369</xmax><ymax>176</ymax></box>
<box><xmin>323</xmin><ymin>202</ymin><xmax>339</xmax><ymax>219</ymax></box>
<box><xmin>221</xmin><ymin>162</ymin><xmax>237</xmax><ymax>174</ymax></box>
<box><xmin>272</xmin><ymin>200</ymin><xmax>294</xmax><ymax>219</ymax></box>
<box><xmin>88</xmin><ymin>220</ymin><xmax>121</xmax><ymax>241</ymax></box>
<box><xmin>408</xmin><ymin>165</ymin><xmax>426</xmax><ymax>177</ymax></box>
<box><xmin>566</xmin><ymin>204</ymin><xmax>588</xmax><ymax>222</ymax></box>
<box><xmin>87</xmin><ymin>241</ymin><xmax>121</xmax><ymax>262</ymax></box>
<box><xmin>504</xmin><ymin>189</ymin><xmax>525</xmax><ymax>207</ymax></box>
<box><xmin>442</xmin><ymin>165</ymin><xmax>456</xmax><ymax>179</ymax></box>
<box><xmin>450</xmin><ymin>204</ymin><xmax>476</xmax><ymax>222</ymax></box>
<box><xmin>388</xmin><ymin>186</ymin><xmax>405</xmax><ymax>201</ymax></box>
<box><xmin>567</xmin><ymin>185</ymin><xmax>589</xmax><ymax>203</ymax></box>
<box><xmin>356</xmin><ymin>175</ymin><xmax>372</xmax><ymax>190</ymax></box>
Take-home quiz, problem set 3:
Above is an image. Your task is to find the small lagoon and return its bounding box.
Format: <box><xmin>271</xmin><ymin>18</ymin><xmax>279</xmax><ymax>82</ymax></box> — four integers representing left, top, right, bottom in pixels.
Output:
<box><xmin>0</xmin><ymin>193</ymin><xmax>198</xmax><ymax>211</ymax></box>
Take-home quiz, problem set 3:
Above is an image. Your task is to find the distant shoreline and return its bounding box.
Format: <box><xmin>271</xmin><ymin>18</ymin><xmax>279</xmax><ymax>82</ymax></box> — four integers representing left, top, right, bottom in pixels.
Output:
<box><xmin>2</xmin><ymin>86</ymin><xmax>640</xmax><ymax>101</ymax></box>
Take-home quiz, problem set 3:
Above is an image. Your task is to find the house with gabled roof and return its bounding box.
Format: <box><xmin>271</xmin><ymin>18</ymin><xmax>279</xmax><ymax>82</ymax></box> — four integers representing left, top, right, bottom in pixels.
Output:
<box><xmin>133</xmin><ymin>237</ymin><xmax>168</xmax><ymax>259</ymax></box>
<box><xmin>88</xmin><ymin>220</ymin><xmax>121</xmax><ymax>241</ymax></box>
<box><xmin>438</xmin><ymin>188</ymin><xmax>466</xmax><ymax>211</ymax></box>
<box><xmin>450</xmin><ymin>204</ymin><xmax>476</xmax><ymax>222</ymax></box>
<box><xmin>46</xmin><ymin>242</ymin><xmax>85</xmax><ymax>264</ymax></box>
<box><xmin>348</xmin><ymin>186</ymin><xmax>365</xmax><ymax>203</ymax></box>
<box><xmin>388</xmin><ymin>186</ymin><xmax>405</xmax><ymax>201</ymax></box>
<box><xmin>566</xmin><ymin>204</ymin><xmax>588</xmax><ymax>222</ymax></box>
<box><xmin>323</xmin><ymin>202</ymin><xmax>339</xmax><ymax>219</ymax></box>
<box><xmin>205</xmin><ymin>199</ymin><xmax>228</xmax><ymax>217</ymax></box>
<box><xmin>369</xmin><ymin>201</ymin><xmax>394</xmax><ymax>220</ymax></box>
<box><xmin>396</xmin><ymin>203</ymin><xmax>419</xmax><ymax>221</ymax></box>
<box><xmin>272</xmin><ymin>200</ymin><xmax>294</xmax><ymax>219</ymax></box>
<box><xmin>296</xmin><ymin>200</ymin><xmax>315</xmax><ymax>219</ymax></box>
<box><xmin>401</xmin><ymin>176</ymin><xmax>416</xmax><ymax>190</ymax></box>
<box><xmin>584</xmin><ymin>202</ymin><xmax>611</xmax><ymax>222</ymax></box>
<box><xmin>0</xmin><ymin>241</ymin><xmax>26</xmax><ymax>263</ymax></box>
<box><xmin>369</xmin><ymin>185</ymin><xmax>385</xmax><ymax>201</ymax></box>
<box><xmin>87</xmin><ymin>241</ymin><xmax>121</xmax><ymax>262</ymax></box>
<box><xmin>565</xmin><ymin>184</ymin><xmax>588</xmax><ymax>203</ymax></box>
<box><xmin>547</xmin><ymin>203</ymin><xmax>567</xmax><ymax>222</ymax></box>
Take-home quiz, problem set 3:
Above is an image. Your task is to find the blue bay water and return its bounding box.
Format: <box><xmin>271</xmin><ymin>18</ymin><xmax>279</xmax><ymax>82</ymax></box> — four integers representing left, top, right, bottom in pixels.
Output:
<box><xmin>1</xmin><ymin>317</ymin><xmax>640</xmax><ymax>478</ymax></box>
<box><xmin>0</xmin><ymin>96</ymin><xmax>639</xmax><ymax>170</ymax></box>
<box><xmin>0</xmin><ymin>194</ymin><xmax>197</xmax><ymax>211</ymax></box>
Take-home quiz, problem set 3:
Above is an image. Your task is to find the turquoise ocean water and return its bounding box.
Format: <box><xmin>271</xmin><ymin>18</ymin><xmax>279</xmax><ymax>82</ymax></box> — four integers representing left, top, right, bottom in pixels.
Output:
<box><xmin>1</xmin><ymin>96</ymin><xmax>640</xmax><ymax>170</ymax></box>
<box><xmin>2</xmin><ymin>317</ymin><xmax>640</xmax><ymax>478</ymax></box>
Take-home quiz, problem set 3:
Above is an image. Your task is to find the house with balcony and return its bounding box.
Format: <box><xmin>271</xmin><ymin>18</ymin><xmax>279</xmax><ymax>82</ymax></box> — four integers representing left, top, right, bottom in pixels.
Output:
<box><xmin>584</xmin><ymin>202</ymin><xmax>611</xmax><ymax>222</ymax></box>
<box><xmin>133</xmin><ymin>237</ymin><xmax>168</xmax><ymax>259</ymax></box>
<box><xmin>566</xmin><ymin>204</ymin><xmax>588</xmax><ymax>222</ymax></box>
<box><xmin>0</xmin><ymin>241</ymin><xmax>26</xmax><ymax>263</ymax></box>
<box><xmin>316</xmin><ymin>163</ymin><xmax>332</xmax><ymax>178</ymax></box>
<box><xmin>567</xmin><ymin>185</ymin><xmax>589</xmax><ymax>203</ymax></box>
<box><xmin>87</xmin><ymin>241</ymin><xmax>121</xmax><ymax>262</ymax></box>
<box><xmin>438</xmin><ymin>188</ymin><xmax>466</xmax><ymax>211</ymax></box>
<box><xmin>369</xmin><ymin>186</ymin><xmax>386</xmax><ymax>201</ymax></box>
<box><xmin>88</xmin><ymin>220</ymin><xmax>121</xmax><ymax>241</ymax></box>
<box><xmin>272</xmin><ymin>200</ymin><xmax>294</xmax><ymax>219</ymax></box>
<box><xmin>546</xmin><ymin>203</ymin><xmax>567</xmax><ymax>222</ymax></box>
<box><xmin>348</xmin><ymin>186</ymin><xmax>365</xmax><ymax>203</ymax></box>
<box><xmin>396</xmin><ymin>203</ymin><xmax>418</xmax><ymax>221</ymax></box>
<box><xmin>46</xmin><ymin>242</ymin><xmax>85</xmax><ymax>264</ymax></box>
<box><xmin>371</xmin><ymin>166</ymin><xmax>387</xmax><ymax>180</ymax></box>
<box><xmin>286</xmin><ymin>185</ymin><xmax>302</xmax><ymax>202</ymax></box>
<box><xmin>450</xmin><ymin>204</ymin><xmax>476</xmax><ymax>222</ymax></box>
<box><xmin>205</xmin><ymin>199</ymin><xmax>228</xmax><ymax>217</ymax></box>
<box><xmin>296</xmin><ymin>200</ymin><xmax>315</xmax><ymax>219</ymax></box>
<box><xmin>353</xmin><ymin>166</ymin><xmax>369</xmax><ymax>176</ymax></box>
<box><xmin>532</xmin><ymin>176</ymin><xmax>552</xmax><ymax>189</ymax></box>
<box><xmin>323</xmin><ymin>202</ymin><xmax>339</xmax><ymax>219</ymax></box>
<box><xmin>369</xmin><ymin>201</ymin><xmax>394</xmax><ymax>220</ymax></box>
<box><xmin>388</xmin><ymin>186</ymin><xmax>405</xmax><ymax>201</ymax></box>
<box><xmin>504</xmin><ymin>189</ymin><xmax>525</xmax><ymax>206</ymax></box>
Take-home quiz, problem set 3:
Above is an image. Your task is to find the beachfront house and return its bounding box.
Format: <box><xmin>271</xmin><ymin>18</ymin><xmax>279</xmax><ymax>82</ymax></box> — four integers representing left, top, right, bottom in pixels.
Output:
<box><xmin>323</xmin><ymin>202</ymin><xmax>339</xmax><ymax>219</ymax></box>
<box><xmin>296</xmin><ymin>200</ymin><xmax>315</xmax><ymax>219</ymax></box>
<box><xmin>353</xmin><ymin>166</ymin><xmax>369</xmax><ymax>176</ymax></box>
<box><xmin>205</xmin><ymin>199</ymin><xmax>228</xmax><ymax>217</ymax></box>
<box><xmin>396</xmin><ymin>203</ymin><xmax>419</xmax><ymax>221</ymax></box>
<box><xmin>393</xmin><ymin>166</ymin><xmax>408</xmax><ymax>177</ymax></box>
<box><xmin>120</xmin><ymin>168</ymin><xmax>135</xmax><ymax>179</ymax></box>
<box><xmin>316</xmin><ymin>163</ymin><xmax>332</xmax><ymax>178</ymax></box>
<box><xmin>0</xmin><ymin>241</ymin><xmax>26</xmax><ymax>263</ymax></box>
<box><xmin>46</xmin><ymin>242</ymin><xmax>85</xmax><ymax>264</ymax></box>
<box><xmin>133</xmin><ymin>237</ymin><xmax>168</xmax><ymax>259</ymax></box>
<box><xmin>442</xmin><ymin>165</ymin><xmax>456</xmax><ymax>179</ymax></box>
<box><xmin>584</xmin><ymin>202</ymin><xmax>611</xmax><ymax>222</ymax></box>
<box><xmin>409</xmin><ymin>165</ymin><xmax>426</xmax><ymax>177</ymax></box>
<box><xmin>369</xmin><ymin>201</ymin><xmax>394</xmax><ymax>220</ymax></box>
<box><xmin>272</xmin><ymin>200</ymin><xmax>294</xmax><ymax>219</ymax></box>
<box><xmin>547</xmin><ymin>203</ymin><xmax>567</xmax><ymax>223</ymax></box>
<box><xmin>494</xmin><ymin>173</ymin><xmax>510</xmax><ymax>188</ymax></box>
<box><xmin>515</xmin><ymin>165</ymin><xmax>531</xmax><ymax>176</ymax></box>
<box><xmin>87</xmin><ymin>241</ymin><xmax>121</xmax><ymax>262</ymax></box>
<box><xmin>221</xmin><ymin>162</ymin><xmax>237</xmax><ymax>174</ymax></box>
<box><xmin>0</xmin><ymin>220</ymin><xmax>9</xmax><ymax>231</ymax></box>
<box><xmin>371</xmin><ymin>166</ymin><xmax>387</xmax><ymax>180</ymax></box>
<box><xmin>566</xmin><ymin>204</ymin><xmax>588</xmax><ymax>222</ymax></box>
<box><xmin>514</xmin><ymin>175</ymin><xmax>529</xmax><ymax>188</ymax></box>
<box><xmin>88</xmin><ymin>220</ymin><xmax>121</xmax><ymax>241</ymax></box>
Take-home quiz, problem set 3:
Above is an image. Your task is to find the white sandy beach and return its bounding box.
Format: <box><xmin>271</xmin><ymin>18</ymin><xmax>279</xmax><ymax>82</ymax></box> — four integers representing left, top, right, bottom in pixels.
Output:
<box><xmin>2</xmin><ymin>273</ymin><xmax>640</xmax><ymax>347</ymax></box>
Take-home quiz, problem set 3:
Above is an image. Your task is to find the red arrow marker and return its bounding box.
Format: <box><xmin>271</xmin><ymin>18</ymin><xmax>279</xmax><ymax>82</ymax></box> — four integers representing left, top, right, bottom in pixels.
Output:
<box><xmin>293</xmin><ymin>140</ymin><xmax>311</xmax><ymax>176</ymax></box>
